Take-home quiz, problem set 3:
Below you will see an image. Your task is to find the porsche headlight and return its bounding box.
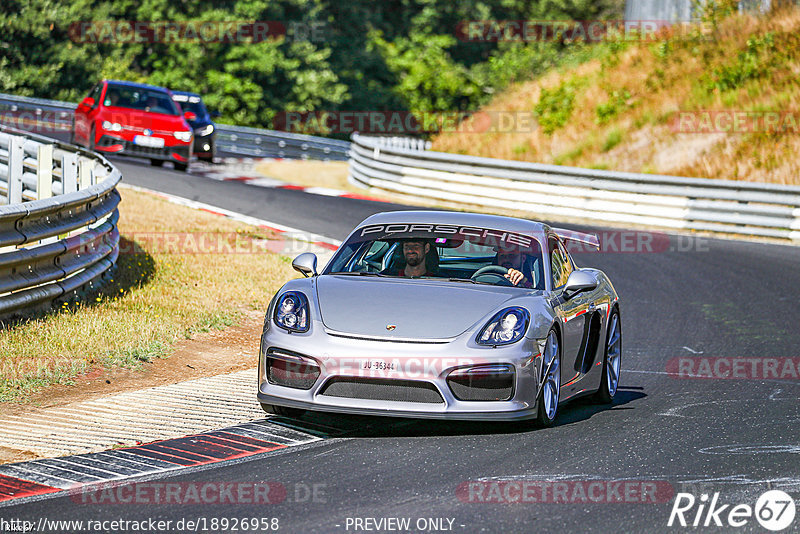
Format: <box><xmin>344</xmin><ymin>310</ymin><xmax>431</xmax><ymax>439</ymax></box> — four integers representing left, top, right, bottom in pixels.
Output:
<box><xmin>477</xmin><ymin>307</ymin><xmax>529</xmax><ymax>346</ymax></box>
<box><xmin>174</xmin><ymin>130</ymin><xmax>192</xmax><ymax>142</ymax></box>
<box><xmin>273</xmin><ymin>291</ymin><xmax>310</xmax><ymax>333</ymax></box>
<box><xmin>195</xmin><ymin>124</ymin><xmax>214</xmax><ymax>136</ymax></box>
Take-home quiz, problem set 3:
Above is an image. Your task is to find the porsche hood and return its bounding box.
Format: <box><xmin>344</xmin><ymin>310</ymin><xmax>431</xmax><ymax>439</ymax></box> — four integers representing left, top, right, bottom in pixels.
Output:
<box><xmin>315</xmin><ymin>276</ymin><xmax>524</xmax><ymax>340</ymax></box>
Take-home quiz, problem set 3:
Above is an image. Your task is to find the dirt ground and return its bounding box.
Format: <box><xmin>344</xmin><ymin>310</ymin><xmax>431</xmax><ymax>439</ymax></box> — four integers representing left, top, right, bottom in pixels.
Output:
<box><xmin>0</xmin><ymin>309</ymin><xmax>264</xmax><ymax>465</ymax></box>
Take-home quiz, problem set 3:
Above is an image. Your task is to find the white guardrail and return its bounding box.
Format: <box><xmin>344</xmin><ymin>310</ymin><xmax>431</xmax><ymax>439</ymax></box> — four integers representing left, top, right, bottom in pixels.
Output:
<box><xmin>348</xmin><ymin>133</ymin><xmax>800</xmax><ymax>242</ymax></box>
<box><xmin>0</xmin><ymin>126</ymin><xmax>121</xmax><ymax>319</ymax></box>
<box><xmin>0</xmin><ymin>92</ymin><xmax>350</xmax><ymax>161</ymax></box>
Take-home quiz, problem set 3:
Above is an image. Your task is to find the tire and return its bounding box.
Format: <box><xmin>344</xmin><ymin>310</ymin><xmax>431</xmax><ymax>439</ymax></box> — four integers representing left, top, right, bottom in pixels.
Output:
<box><xmin>260</xmin><ymin>403</ymin><xmax>307</xmax><ymax>419</ymax></box>
<box><xmin>69</xmin><ymin>121</ymin><xmax>76</xmax><ymax>145</ymax></box>
<box><xmin>592</xmin><ymin>308</ymin><xmax>622</xmax><ymax>404</ymax></box>
<box><xmin>535</xmin><ymin>328</ymin><xmax>561</xmax><ymax>427</ymax></box>
<box><xmin>174</xmin><ymin>162</ymin><xmax>188</xmax><ymax>172</ymax></box>
<box><xmin>88</xmin><ymin>124</ymin><xmax>96</xmax><ymax>150</ymax></box>
<box><xmin>150</xmin><ymin>159</ymin><xmax>164</xmax><ymax>167</ymax></box>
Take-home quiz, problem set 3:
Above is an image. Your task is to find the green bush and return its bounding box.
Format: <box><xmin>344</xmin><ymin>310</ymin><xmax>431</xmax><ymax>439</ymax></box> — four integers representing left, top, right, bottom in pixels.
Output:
<box><xmin>709</xmin><ymin>32</ymin><xmax>776</xmax><ymax>92</ymax></box>
<box><xmin>595</xmin><ymin>89</ymin><xmax>632</xmax><ymax>123</ymax></box>
<box><xmin>601</xmin><ymin>128</ymin><xmax>623</xmax><ymax>152</ymax></box>
<box><xmin>535</xmin><ymin>80</ymin><xmax>581</xmax><ymax>134</ymax></box>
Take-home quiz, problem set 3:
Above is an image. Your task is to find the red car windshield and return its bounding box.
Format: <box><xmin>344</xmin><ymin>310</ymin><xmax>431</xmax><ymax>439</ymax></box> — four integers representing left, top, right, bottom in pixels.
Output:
<box><xmin>103</xmin><ymin>85</ymin><xmax>180</xmax><ymax>116</ymax></box>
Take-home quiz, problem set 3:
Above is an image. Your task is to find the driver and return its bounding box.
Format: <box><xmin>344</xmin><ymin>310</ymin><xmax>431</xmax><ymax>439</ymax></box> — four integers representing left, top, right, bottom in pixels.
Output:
<box><xmin>398</xmin><ymin>239</ymin><xmax>431</xmax><ymax>277</ymax></box>
<box><xmin>495</xmin><ymin>247</ymin><xmax>532</xmax><ymax>288</ymax></box>
<box><xmin>105</xmin><ymin>90</ymin><xmax>120</xmax><ymax>107</ymax></box>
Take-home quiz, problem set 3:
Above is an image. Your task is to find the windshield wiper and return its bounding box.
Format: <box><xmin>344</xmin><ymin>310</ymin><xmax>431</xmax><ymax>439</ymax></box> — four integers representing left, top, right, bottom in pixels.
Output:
<box><xmin>448</xmin><ymin>277</ymin><xmax>495</xmax><ymax>285</ymax></box>
<box><xmin>331</xmin><ymin>271</ymin><xmax>392</xmax><ymax>277</ymax></box>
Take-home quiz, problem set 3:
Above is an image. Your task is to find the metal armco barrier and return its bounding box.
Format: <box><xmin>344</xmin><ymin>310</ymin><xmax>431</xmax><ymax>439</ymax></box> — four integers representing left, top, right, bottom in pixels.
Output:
<box><xmin>624</xmin><ymin>0</ymin><xmax>775</xmax><ymax>25</ymax></box>
<box><xmin>348</xmin><ymin>133</ymin><xmax>800</xmax><ymax>241</ymax></box>
<box><xmin>0</xmin><ymin>126</ymin><xmax>121</xmax><ymax>319</ymax></box>
<box><xmin>0</xmin><ymin>92</ymin><xmax>350</xmax><ymax>161</ymax></box>
<box><xmin>215</xmin><ymin>123</ymin><xmax>349</xmax><ymax>160</ymax></box>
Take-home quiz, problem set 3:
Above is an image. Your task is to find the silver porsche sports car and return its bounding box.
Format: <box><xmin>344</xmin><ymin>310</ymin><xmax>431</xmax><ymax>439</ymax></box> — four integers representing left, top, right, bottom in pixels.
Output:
<box><xmin>258</xmin><ymin>211</ymin><xmax>621</xmax><ymax>425</ymax></box>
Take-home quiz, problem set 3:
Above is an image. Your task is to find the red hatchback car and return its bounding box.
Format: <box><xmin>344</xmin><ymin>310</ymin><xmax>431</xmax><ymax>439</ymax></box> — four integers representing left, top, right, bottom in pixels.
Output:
<box><xmin>72</xmin><ymin>80</ymin><xmax>194</xmax><ymax>171</ymax></box>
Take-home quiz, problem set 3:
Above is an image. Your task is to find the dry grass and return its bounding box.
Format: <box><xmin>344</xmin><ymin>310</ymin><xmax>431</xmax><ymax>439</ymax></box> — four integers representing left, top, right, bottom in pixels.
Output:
<box><xmin>0</xmin><ymin>188</ymin><xmax>297</xmax><ymax>401</ymax></box>
<box><xmin>432</xmin><ymin>8</ymin><xmax>800</xmax><ymax>185</ymax></box>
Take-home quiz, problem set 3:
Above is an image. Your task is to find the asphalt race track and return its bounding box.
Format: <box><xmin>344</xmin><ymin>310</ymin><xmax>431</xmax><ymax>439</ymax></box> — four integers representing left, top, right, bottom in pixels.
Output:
<box><xmin>3</xmin><ymin>156</ymin><xmax>800</xmax><ymax>533</ymax></box>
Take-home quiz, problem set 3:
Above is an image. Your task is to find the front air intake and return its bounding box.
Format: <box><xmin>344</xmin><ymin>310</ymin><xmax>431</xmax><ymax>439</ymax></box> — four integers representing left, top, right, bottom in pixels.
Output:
<box><xmin>266</xmin><ymin>349</ymin><xmax>320</xmax><ymax>390</ymax></box>
<box><xmin>319</xmin><ymin>377</ymin><xmax>444</xmax><ymax>404</ymax></box>
<box><xmin>447</xmin><ymin>365</ymin><xmax>515</xmax><ymax>401</ymax></box>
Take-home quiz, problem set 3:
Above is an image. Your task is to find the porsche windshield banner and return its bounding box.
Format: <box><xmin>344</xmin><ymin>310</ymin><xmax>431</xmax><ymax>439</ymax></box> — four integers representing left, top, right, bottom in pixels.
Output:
<box><xmin>356</xmin><ymin>224</ymin><xmax>538</xmax><ymax>249</ymax></box>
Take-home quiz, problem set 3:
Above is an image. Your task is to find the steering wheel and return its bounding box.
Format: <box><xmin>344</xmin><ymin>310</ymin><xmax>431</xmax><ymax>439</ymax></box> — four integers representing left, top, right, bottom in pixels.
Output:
<box><xmin>471</xmin><ymin>265</ymin><xmax>514</xmax><ymax>286</ymax></box>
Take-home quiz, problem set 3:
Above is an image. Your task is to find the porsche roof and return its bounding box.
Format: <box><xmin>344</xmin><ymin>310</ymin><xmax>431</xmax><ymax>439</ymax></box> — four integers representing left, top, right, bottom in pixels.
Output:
<box><xmin>355</xmin><ymin>210</ymin><xmax>549</xmax><ymax>236</ymax></box>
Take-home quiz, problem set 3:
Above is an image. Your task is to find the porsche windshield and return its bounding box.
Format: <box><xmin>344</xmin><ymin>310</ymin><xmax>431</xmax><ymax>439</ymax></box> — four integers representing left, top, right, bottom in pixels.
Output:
<box><xmin>325</xmin><ymin>224</ymin><xmax>545</xmax><ymax>289</ymax></box>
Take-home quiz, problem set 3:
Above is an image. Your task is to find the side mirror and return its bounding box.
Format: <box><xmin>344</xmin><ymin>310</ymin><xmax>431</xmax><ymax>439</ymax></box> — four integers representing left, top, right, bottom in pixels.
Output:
<box><xmin>81</xmin><ymin>97</ymin><xmax>95</xmax><ymax>108</ymax></box>
<box><xmin>292</xmin><ymin>253</ymin><xmax>318</xmax><ymax>277</ymax></box>
<box><xmin>183</xmin><ymin>111</ymin><xmax>197</xmax><ymax>122</ymax></box>
<box><xmin>210</xmin><ymin>110</ymin><xmax>222</xmax><ymax>118</ymax></box>
<box><xmin>563</xmin><ymin>270</ymin><xmax>597</xmax><ymax>300</ymax></box>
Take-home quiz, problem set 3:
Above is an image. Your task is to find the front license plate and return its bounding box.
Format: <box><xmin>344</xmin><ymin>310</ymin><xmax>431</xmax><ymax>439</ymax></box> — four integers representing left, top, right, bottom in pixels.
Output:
<box><xmin>133</xmin><ymin>135</ymin><xmax>165</xmax><ymax>148</ymax></box>
<box><xmin>362</xmin><ymin>360</ymin><xmax>397</xmax><ymax>371</ymax></box>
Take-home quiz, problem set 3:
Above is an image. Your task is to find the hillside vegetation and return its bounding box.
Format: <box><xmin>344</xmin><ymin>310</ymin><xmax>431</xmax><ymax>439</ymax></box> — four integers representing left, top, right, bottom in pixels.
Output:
<box><xmin>432</xmin><ymin>6</ymin><xmax>800</xmax><ymax>185</ymax></box>
<box><xmin>0</xmin><ymin>0</ymin><xmax>622</xmax><ymax>134</ymax></box>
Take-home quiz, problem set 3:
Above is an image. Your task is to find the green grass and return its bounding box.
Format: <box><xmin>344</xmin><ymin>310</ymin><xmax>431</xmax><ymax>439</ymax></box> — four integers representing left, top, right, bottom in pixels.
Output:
<box><xmin>602</xmin><ymin>128</ymin><xmax>624</xmax><ymax>152</ymax></box>
<box><xmin>117</xmin><ymin>340</ymin><xmax>172</xmax><ymax>366</ymax></box>
<box><xmin>0</xmin><ymin>188</ymin><xmax>297</xmax><ymax>403</ymax></box>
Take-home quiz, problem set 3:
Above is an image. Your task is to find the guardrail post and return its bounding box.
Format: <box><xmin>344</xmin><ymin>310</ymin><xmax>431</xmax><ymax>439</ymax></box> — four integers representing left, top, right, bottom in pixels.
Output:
<box><xmin>79</xmin><ymin>157</ymin><xmax>93</xmax><ymax>189</ymax></box>
<box><xmin>7</xmin><ymin>136</ymin><xmax>24</xmax><ymax>205</ymax></box>
<box><xmin>62</xmin><ymin>152</ymin><xmax>78</xmax><ymax>194</ymax></box>
<box><xmin>37</xmin><ymin>144</ymin><xmax>53</xmax><ymax>199</ymax></box>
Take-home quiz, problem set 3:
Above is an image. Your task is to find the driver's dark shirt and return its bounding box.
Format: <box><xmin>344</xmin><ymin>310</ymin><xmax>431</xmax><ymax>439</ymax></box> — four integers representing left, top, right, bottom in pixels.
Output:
<box><xmin>398</xmin><ymin>268</ymin><xmax>428</xmax><ymax>277</ymax></box>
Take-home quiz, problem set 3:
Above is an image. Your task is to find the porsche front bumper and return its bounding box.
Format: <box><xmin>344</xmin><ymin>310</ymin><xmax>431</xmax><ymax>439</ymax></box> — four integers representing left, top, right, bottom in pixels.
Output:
<box><xmin>257</xmin><ymin>319</ymin><xmax>545</xmax><ymax>421</ymax></box>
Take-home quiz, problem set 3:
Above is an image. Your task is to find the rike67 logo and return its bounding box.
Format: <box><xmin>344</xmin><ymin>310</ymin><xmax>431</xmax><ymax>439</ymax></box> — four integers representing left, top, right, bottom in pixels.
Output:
<box><xmin>668</xmin><ymin>490</ymin><xmax>796</xmax><ymax>531</ymax></box>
